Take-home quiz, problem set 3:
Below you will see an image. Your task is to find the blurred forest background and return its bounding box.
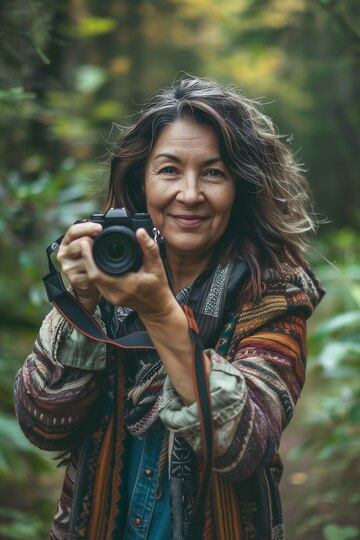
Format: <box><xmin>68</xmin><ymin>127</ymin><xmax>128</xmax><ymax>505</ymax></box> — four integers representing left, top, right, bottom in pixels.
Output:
<box><xmin>0</xmin><ymin>0</ymin><xmax>359</xmax><ymax>538</ymax></box>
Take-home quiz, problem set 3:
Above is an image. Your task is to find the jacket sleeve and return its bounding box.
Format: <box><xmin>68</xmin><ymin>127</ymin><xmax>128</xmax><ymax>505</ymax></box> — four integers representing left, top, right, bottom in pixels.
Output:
<box><xmin>14</xmin><ymin>306</ymin><xmax>107</xmax><ymax>452</ymax></box>
<box><xmin>159</xmin><ymin>266</ymin><xmax>323</xmax><ymax>481</ymax></box>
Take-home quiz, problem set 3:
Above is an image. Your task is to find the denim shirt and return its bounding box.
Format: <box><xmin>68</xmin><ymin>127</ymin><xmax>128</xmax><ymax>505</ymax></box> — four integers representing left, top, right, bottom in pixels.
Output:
<box><xmin>123</xmin><ymin>427</ymin><xmax>171</xmax><ymax>539</ymax></box>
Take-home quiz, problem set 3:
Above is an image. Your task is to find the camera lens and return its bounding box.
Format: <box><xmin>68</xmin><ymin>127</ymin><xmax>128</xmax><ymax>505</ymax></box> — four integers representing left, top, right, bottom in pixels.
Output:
<box><xmin>92</xmin><ymin>226</ymin><xmax>142</xmax><ymax>275</ymax></box>
<box><xmin>107</xmin><ymin>241</ymin><xmax>125</xmax><ymax>260</ymax></box>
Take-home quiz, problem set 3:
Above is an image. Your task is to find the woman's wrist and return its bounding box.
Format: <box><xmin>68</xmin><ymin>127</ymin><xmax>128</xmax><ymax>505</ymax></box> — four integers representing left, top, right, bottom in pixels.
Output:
<box><xmin>74</xmin><ymin>289</ymin><xmax>101</xmax><ymax>314</ymax></box>
<box><xmin>140</xmin><ymin>300</ymin><xmax>203</xmax><ymax>405</ymax></box>
<box><xmin>140</xmin><ymin>296</ymin><xmax>186</xmax><ymax>331</ymax></box>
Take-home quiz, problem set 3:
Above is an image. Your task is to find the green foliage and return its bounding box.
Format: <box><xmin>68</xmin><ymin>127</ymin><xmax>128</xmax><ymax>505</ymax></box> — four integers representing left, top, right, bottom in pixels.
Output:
<box><xmin>306</xmin><ymin>298</ymin><xmax>360</xmax><ymax>458</ymax></box>
<box><xmin>0</xmin><ymin>162</ymin><xmax>98</xmax><ymax>328</ymax></box>
<box><xmin>0</xmin><ymin>87</ymin><xmax>36</xmax><ymax>103</ymax></box>
<box><xmin>0</xmin><ymin>329</ymin><xmax>58</xmax><ymax>538</ymax></box>
<box><xmin>287</xmin><ymin>231</ymin><xmax>360</xmax><ymax>537</ymax></box>
<box><xmin>75</xmin><ymin>17</ymin><xmax>118</xmax><ymax>37</ymax></box>
<box><xmin>0</xmin><ymin>508</ymin><xmax>42</xmax><ymax>540</ymax></box>
<box><xmin>0</xmin><ymin>414</ymin><xmax>54</xmax><ymax>481</ymax></box>
<box><xmin>0</xmin><ymin>505</ymin><xmax>54</xmax><ymax>540</ymax></box>
<box><xmin>322</xmin><ymin>524</ymin><xmax>360</xmax><ymax>540</ymax></box>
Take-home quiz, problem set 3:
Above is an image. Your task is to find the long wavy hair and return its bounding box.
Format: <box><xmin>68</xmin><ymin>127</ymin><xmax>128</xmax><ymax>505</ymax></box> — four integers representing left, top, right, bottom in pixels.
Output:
<box><xmin>104</xmin><ymin>76</ymin><xmax>317</xmax><ymax>300</ymax></box>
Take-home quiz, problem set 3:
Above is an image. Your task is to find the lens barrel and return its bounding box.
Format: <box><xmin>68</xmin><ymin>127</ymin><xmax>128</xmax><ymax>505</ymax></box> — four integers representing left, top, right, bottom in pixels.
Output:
<box><xmin>92</xmin><ymin>226</ymin><xmax>143</xmax><ymax>275</ymax></box>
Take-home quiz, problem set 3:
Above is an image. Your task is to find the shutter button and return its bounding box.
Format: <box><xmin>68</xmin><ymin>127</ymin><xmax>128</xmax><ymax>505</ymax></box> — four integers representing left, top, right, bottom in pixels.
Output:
<box><xmin>144</xmin><ymin>468</ymin><xmax>153</xmax><ymax>477</ymax></box>
<box><xmin>134</xmin><ymin>516</ymin><xmax>142</xmax><ymax>526</ymax></box>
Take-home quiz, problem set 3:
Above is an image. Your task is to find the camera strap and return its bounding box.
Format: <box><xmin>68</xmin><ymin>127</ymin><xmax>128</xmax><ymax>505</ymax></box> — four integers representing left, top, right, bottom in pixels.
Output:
<box><xmin>42</xmin><ymin>236</ymin><xmax>216</xmax><ymax>537</ymax></box>
<box><xmin>43</xmin><ymin>238</ymin><xmax>154</xmax><ymax>348</ymax></box>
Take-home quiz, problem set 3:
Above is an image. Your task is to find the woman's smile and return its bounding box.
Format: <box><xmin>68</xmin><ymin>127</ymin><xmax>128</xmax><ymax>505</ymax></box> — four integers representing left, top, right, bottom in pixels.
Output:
<box><xmin>170</xmin><ymin>213</ymin><xmax>209</xmax><ymax>227</ymax></box>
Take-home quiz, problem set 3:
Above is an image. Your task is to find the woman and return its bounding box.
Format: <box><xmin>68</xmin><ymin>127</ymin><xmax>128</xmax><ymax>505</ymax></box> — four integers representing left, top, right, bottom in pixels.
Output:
<box><xmin>15</xmin><ymin>76</ymin><xmax>324</xmax><ymax>540</ymax></box>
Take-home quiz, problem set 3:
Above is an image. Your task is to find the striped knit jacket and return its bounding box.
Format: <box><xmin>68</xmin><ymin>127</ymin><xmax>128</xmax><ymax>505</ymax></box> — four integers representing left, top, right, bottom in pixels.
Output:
<box><xmin>14</xmin><ymin>264</ymin><xmax>324</xmax><ymax>539</ymax></box>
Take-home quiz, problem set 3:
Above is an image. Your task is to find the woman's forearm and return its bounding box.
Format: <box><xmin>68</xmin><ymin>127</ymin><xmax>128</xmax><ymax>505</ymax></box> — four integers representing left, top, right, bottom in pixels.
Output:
<box><xmin>140</xmin><ymin>300</ymin><xmax>211</xmax><ymax>405</ymax></box>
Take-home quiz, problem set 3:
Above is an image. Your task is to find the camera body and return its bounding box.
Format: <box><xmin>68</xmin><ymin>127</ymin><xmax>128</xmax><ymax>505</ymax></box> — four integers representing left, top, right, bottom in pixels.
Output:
<box><xmin>82</xmin><ymin>208</ymin><xmax>154</xmax><ymax>275</ymax></box>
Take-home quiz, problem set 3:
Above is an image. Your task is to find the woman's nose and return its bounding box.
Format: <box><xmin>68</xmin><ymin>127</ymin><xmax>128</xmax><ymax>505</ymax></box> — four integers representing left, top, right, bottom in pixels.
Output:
<box><xmin>176</xmin><ymin>175</ymin><xmax>205</xmax><ymax>204</ymax></box>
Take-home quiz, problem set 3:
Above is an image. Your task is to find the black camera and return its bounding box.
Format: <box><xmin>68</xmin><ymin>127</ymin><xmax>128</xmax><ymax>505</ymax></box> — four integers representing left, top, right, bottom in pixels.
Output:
<box><xmin>81</xmin><ymin>208</ymin><xmax>154</xmax><ymax>275</ymax></box>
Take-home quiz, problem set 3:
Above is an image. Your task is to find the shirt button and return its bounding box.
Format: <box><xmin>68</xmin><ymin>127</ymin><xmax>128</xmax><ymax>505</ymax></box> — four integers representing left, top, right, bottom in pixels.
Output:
<box><xmin>144</xmin><ymin>468</ymin><xmax>153</xmax><ymax>477</ymax></box>
<box><xmin>134</xmin><ymin>516</ymin><xmax>142</xmax><ymax>527</ymax></box>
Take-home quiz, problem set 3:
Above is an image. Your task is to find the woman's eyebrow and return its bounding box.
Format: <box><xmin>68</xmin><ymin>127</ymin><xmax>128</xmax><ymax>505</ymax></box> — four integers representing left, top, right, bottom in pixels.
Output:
<box><xmin>153</xmin><ymin>153</ymin><xmax>223</xmax><ymax>165</ymax></box>
<box><xmin>154</xmin><ymin>153</ymin><xmax>181</xmax><ymax>162</ymax></box>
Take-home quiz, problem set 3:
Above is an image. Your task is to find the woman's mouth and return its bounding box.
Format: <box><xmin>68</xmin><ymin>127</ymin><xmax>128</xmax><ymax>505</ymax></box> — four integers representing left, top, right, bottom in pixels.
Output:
<box><xmin>171</xmin><ymin>214</ymin><xmax>208</xmax><ymax>227</ymax></box>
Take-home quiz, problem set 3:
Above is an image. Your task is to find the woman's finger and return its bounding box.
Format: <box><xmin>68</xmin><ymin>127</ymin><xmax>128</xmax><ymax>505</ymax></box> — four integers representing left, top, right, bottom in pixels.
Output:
<box><xmin>135</xmin><ymin>228</ymin><xmax>162</xmax><ymax>271</ymax></box>
<box><xmin>80</xmin><ymin>239</ymin><xmax>105</xmax><ymax>281</ymax></box>
<box><xmin>57</xmin><ymin>236</ymin><xmax>93</xmax><ymax>269</ymax></box>
<box><xmin>62</xmin><ymin>222</ymin><xmax>102</xmax><ymax>247</ymax></box>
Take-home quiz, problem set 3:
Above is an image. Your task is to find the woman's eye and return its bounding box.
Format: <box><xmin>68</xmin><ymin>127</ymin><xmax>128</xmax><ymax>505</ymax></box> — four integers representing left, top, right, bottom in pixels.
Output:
<box><xmin>205</xmin><ymin>168</ymin><xmax>225</xmax><ymax>178</ymax></box>
<box><xmin>160</xmin><ymin>166</ymin><xmax>177</xmax><ymax>175</ymax></box>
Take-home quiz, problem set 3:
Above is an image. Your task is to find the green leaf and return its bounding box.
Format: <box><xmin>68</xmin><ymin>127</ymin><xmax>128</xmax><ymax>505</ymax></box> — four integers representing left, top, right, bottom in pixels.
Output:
<box><xmin>317</xmin><ymin>341</ymin><xmax>360</xmax><ymax>374</ymax></box>
<box><xmin>0</xmin><ymin>507</ymin><xmax>43</xmax><ymax>540</ymax></box>
<box><xmin>75</xmin><ymin>65</ymin><xmax>106</xmax><ymax>93</ymax></box>
<box><xmin>35</xmin><ymin>46</ymin><xmax>50</xmax><ymax>65</ymax></box>
<box><xmin>0</xmin><ymin>414</ymin><xmax>54</xmax><ymax>480</ymax></box>
<box><xmin>0</xmin><ymin>415</ymin><xmax>33</xmax><ymax>451</ymax></box>
<box><xmin>349</xmin><ymin>402</ymin><xmax>360</xmax><ymax>423</ymax></box>
<box><xmin>94</xmin><ymin>100</ymin><xmax>123</xmax><ymax>120</ymax></box>
<box><xmin>351</xmin><ymin>284</ymin><xmax>360</xmax><ymax>307</ymax></box>
<box><xmin>316</xmin><ymin>311</ymin><xmax>360</xmax><ymax>338</ymax></box>
<box><xmin>0</xmin><ymin>87</ymin><xmax>36</xmax><ymax>102</ymax></box>
<box><xmin>322</xmin><ymin>524</ymin><xmax>359</xmax><ymax>540</ymax></box>
<box><xmin>77</xmin><ymin>17</ymin><xmax>117</xmax><ymax>37</ymax></box>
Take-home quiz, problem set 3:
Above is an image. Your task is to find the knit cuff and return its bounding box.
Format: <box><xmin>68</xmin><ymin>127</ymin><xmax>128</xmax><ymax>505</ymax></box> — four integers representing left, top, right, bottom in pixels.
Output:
<box><xmin>39</xmin><ymin>305</ymin><xmax>107</xmax><ymax>371</ymax></box>
<box><xmin>158</xmin><ymin>349</ymin><xmax>247</xmax><ymax>457</ymax></box>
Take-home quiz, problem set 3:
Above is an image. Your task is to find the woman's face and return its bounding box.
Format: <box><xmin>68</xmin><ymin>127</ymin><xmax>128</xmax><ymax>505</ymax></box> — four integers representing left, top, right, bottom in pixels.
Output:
<box><xmin>144</xmin><ymin>118</ymin><xmax>236</xmax><ymax>265</ymax></box>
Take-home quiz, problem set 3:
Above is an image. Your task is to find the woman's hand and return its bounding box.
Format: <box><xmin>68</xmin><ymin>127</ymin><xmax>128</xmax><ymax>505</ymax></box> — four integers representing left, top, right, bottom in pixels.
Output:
<box><xmin>57</xmin><ymin>222</ymin><xmax>103</xmax><ymax>313</ymax></box>
<box><xmin>60</xmin><ymin>225</ymin><xmax>209</xmax><ymax>404</ymax></box>
<box><xmin>60</xmin><ymin>226</ymin><xmax>209</xmax><ymax>403</ymax></box>
<box><xmin>80</xmin><ymin>228</ymin><xmax>177</xmax><ymax>320</ymax></box>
